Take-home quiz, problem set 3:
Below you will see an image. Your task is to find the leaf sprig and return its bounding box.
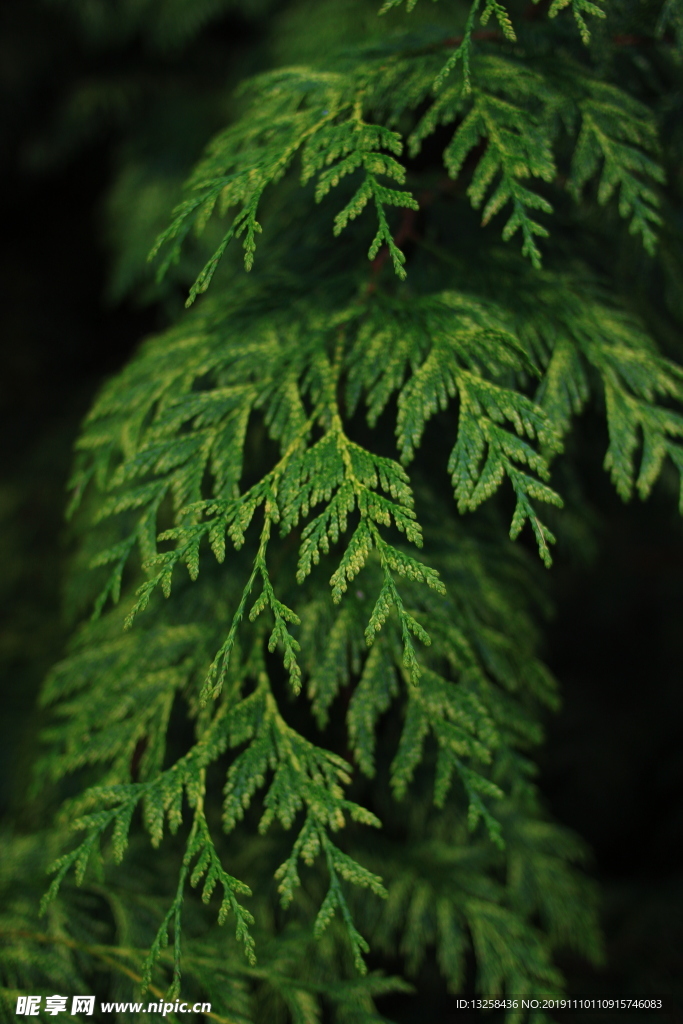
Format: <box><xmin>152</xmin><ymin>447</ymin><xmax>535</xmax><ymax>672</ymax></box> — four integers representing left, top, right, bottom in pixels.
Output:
<box><xmin>149</xmin><ymin>75</ymin><xmax>419</xmax><ymax>297</ymax></box>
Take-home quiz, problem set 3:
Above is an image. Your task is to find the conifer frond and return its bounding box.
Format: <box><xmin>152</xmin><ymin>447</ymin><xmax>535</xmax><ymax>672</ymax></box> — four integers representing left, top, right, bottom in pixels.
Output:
<box><xmin>346</xmin><ymin>290</ymin><xmax>562</xmax><ymax>562</ymax></box>
<box><xmin>409</xmin><ymin>56</ymin><xmax>559</xmax><ymax>265</ymax></box>
<box><xmin>78</xmin><ymin>322</ymin><xmax>446</xmax><ymax>694</ymax></box>
<box><xmin>339</xmin><ymin>519</ymin><xmax>558</xmax><ymax>833</ymax></box>
<box><xmin>38</xmin><ymin>621</ymin><xmax>202</xmax><ymax>784</ymax></box>
<box><xmin>390</xmin><ymin>669</ymin><xmax>505</xmax><ymax>848</ymax></box>
<box><xmin>534</xmin><ymin>337</ymin><xmax>589</xmax><ymax>438</ymax></box>
<box><xmin>532</xmin><ymin>289</ymin><xmax>683</xmax><ymax>504</ymax></box>
<box><xmin>504</xmin><ymin>815</ymin><xmax>604</xmax><ymax>964</ymax></box>
<box><xmin>40</xmin><ymin>663</ymin><xmax>386</xmax><ymax>977</ymax></box>
<box><xmin>432</xmin><ymin>1</ymin><xmax>517</xmax><ymax>93</ymax></box>
<box><xmin>395</xmin><ymin>338</ymin><xmax>562</xmax><ymax>564</ymax></box>
<box><xmin>445</xmin><ymin>92</ymin><xmax>554</xmax><ymax>266</ymax></box>
<box><xmin>466</xmin><ymin>899</ymin><xmax>562</xmax><ymax>1001</ymax></box>
<box><xmin>302</xmin><ymin>601</ymin><xmax>365</xmax><ymax>727</ymax></box>
<box><xmin>56</xmin><ymin>622</ymin><xmax>394</xmax><ymax>975</ymax></box>
<box><xmin>3</xmin><ymin>829</ymin><xmax>409</xmax><ymax>1024</ymax></box>
<box><xmin>144</xmin><ymin>26</ymin><xmax>666</xmax><ymax>295</ymax></box>
<box><xmin>346</xmin><ymin>291</ymin><xmax>536</xmax><ymax>423</ymax></box>
<box><xmin>347</xmin><ymin>641</ymin><xmax>399</xmax><ymax>776</ymax></box>
<box><xmin>149</xmin><ymin>73</ymin><xmax>419</xmax><ymax>295</ymax></box>
<box><xmin>598</xmin><ymin>350</ymin><xmax>683</xmax><ymax>505</ymax></box>
<box><xmin>32</xmin><ymin>0</ymin><xmax>683</xmax><ymax>1009</ymax></box>
<box><xmin>350</xmin><ymin>796</ymin><xmax>599</xmax><ymax>1008</ymax></box>
<box><xmin>377</xmin><ymin>0</ymin><xmax>602</xmax><ymax>91</ymax></box>
<box><xmin>546</xmin><ymin>0</ymin><xmax>606</xmax><ymax>44</ymax></box>
<box><xmin>301</xmin><ymin>117</ymin><xmax>419</xmax><ymax>280</ymax></box>
<box><xmin>40</xmin><ymin>432</ymin><xmax>572</xmax><ymax>989</ymax></box>
<box><xmin>141</xmin><ymin>792</ymin><xmax>256</xmax><ymax>997</ymax></box>
<box><xmin>221</xmin><ymin>672</ymin><xmax>387</xmax><ymax>971</ymax></box>
<box><xmin>278</xmin><ymin>827</ymin><xmax>387</xmax><ymax>974</ymax></box>
<box><xmin>67</xmin><ymin>302</ymin><xmax>304</xmax><ymax>621</ymax></box>
<box><xmin>570</xmin><ymin>80</ymin><xmax>665</xmax><ymax>253</ymax></box>
<box><xmin>0</xmin><ymin>835</ymin><xmax>90</xmax><ymax>1022</ymax></box>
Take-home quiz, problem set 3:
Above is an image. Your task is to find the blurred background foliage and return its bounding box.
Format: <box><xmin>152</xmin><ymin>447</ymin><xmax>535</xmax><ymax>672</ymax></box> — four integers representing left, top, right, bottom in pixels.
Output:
<box><xmin>0</xmin><ymin>0</ymin><xmax>682</xmax><ymax>1017</ymax></box>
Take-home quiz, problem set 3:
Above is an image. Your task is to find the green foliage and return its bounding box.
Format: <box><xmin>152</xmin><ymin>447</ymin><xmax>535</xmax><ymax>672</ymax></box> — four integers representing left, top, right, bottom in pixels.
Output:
<box><xmin>546</xmin><ymin>0</ymin><xmax>606</xmax><ymax>45</ymax></box>
<box><xmin>0</xmin><ymin>834</ymin><xmax>88</xmax><ymax>1024</ymax></box>
<box><xmin>569</xmin><ymin>80</ymin><xmax>665</xmax><ymax>253</ymax></box>
<box><xmin>149</xmin><ymin>74</ymin><xmax>420</xmax><ymax>297</ymax></box>
<box><xmin>12</xmin><ymin>0</ymin><xmax>683</xmax><ymax>1020</ymax></box>
<box><xmin>1</xmin><ymin>831</ymin><xmax>408</xmax><ymax>1024</ymax></box>
<box><xmin>149</xmin><ymin>2</ymin><xmax>663</xmax><ymax>292</ymax></box>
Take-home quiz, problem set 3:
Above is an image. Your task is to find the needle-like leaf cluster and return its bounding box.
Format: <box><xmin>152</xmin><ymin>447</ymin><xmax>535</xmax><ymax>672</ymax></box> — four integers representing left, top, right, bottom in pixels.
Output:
<box><xmin>26</xmin><ymin>0</ymin><xmax>683</xmax><ymax>1018</ymax></box>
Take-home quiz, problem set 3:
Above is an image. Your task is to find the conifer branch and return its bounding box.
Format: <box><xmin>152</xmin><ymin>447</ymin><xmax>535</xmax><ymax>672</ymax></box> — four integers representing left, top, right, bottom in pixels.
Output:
<box><xmin>33</xmin><ymin>0</ymin><xmax>683</xmax><ymax>1008</ymax></box>
<box><xmin>569</xmin><ymin>81</ymin><xmax>665</xmax><ymax>254</ymax></box>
